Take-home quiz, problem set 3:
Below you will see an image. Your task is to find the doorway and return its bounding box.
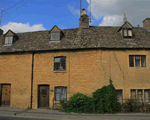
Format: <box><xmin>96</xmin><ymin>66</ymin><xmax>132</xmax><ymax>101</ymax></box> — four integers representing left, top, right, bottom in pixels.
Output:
<box><xmin>0</xmin><ymin>84</ymin><xmax>11</xmax><ymax>106</ymax></box>
<box><xmin>38</xmin><ymin>85</ymin><xmax>49</xmax><ymax>108</ymax></box>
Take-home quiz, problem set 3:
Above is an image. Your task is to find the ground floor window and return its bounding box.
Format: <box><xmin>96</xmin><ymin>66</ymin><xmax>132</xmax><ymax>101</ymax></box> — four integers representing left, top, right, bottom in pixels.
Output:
<box><xmin>116</xmin><ymin>90</ymin><xmax>123</xmax><ymax>103</ymax></box>
<box><xmin>55</xmin><ymin>87</ymin><xmax>67</xmax><ymax>101</ymax></box>
<box><xmin>130</xmin><ymin>89</ymin><xmax>150</xmax><ymax>102</ymax></box>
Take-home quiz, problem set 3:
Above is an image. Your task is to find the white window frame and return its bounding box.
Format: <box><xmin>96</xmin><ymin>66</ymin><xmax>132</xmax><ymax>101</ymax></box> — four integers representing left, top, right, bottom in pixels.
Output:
<box><xmin>5</xmin><ymin>36</ymin><xmax>13</xmax><ymax>45</ymax></box>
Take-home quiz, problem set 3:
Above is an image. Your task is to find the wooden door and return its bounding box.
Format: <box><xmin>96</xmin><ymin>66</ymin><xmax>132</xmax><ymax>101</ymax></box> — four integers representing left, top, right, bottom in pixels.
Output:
<box><xmin>1</xmin><ymin>84</ymin><xmax>11</xmax><ymax>106</ymax></box>
<box><xmin>38</xmin><ymin>85</ymin><xmax>49</xmax><ymax>108</ymax></box>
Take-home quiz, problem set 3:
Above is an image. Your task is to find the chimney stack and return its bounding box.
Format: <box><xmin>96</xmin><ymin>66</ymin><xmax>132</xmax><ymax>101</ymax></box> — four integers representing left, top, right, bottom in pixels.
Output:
<box><xmin>143</xmin><ymin>18</ymin><xmax>150</xmax><ymax>31</ymax></box>
<box><xmin>79</xmin><ymin>9</ymin><xmax>89</xmax><ymax>29</ymax></box>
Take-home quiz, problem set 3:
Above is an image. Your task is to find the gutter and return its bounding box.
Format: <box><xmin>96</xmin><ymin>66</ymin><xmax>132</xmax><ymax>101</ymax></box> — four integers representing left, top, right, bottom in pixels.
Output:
<box><xmin>30</xmin><ymin>52</ymin><xmax>34</xmax><ymax>109</ymax></box>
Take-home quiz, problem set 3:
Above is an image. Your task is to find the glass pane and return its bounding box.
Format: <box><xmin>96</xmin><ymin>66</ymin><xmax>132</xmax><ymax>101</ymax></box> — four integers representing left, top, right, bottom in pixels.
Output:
<box><xmin>135</xmin><ymin>56</ymin><xmax>140</xmax><ymax>67</ymax></box>
<box><xmin>61</xmin><ymin>58</ymin><xmax>66</xmax><ymax>70</ymax></box>
<box><xmin>5</xmin><ymin>37</ymin><xmax>9</xmax><ymax>44</ymax></box>
<box><xmin>56</xmin><ymin>88</ymin><xmax>61</xmax><ymax>93</ymax></box>
<box><xmin>54</xmin><ymin>58</ymin><xmax>60</xmax><ymax>63</ymax></box>
<box><xmin>62</xmin><ymin>88</ymin><xmax>67</xmax><ymax>100</ymax></box>
<box><xmin>128</xmin><ymin>30</ymin><xmax>132</xmax><ymax>36</ymax></box>
<box><xmin>138</xmin><ymin>90</ymin><xmax>143</xmax><ymax>103</ymax></box>
<box><xmin>124</xmin><ymin>30</ymin><xmax>127</xmax><ymax>36</ymax></box>
<box><xmin>131</xmin><ymin>90</ymin><xmax>136</xmax><ymax>99</ymax></box>
<box><xmin>42</xmin><ymin>89</ymin><xmax>47</xmax><ymax>95</ymax></box>
<box><xmin>8</xmin><ymin>37</ymin><xmax>13</xmax><ymax>44</ymax></box>
<box><xmin>129</xmin><ymin>55</ymin><xmax>134</xmax><ymax>67</ymax></box>
<box><xmin>54</xmin><ymin>63</ymin><xmax>60</xmax><ymax>70</ymax></box>
<box><xmin>144</xmin><ymin>90</ymin><xmax>149</xmax><ymax>102</ymax></box>
<box><xmin>55</xmin><ymin>93</ymin><xmax>60</xmax><ymax>101</ymax></box>
<box><xmin>141</xmin><ymin>56</ymin><xmax>146</xmax><ymax>67</ymax></box>
<box><xmin>116</xmin><ymin>90</ymin><xmax>122</xmax><ymax>103</ymax></box>
<box><xmin>51</xmin><ymin>32</ymin><xmax>60</xmax><ymax>40</ymax></box>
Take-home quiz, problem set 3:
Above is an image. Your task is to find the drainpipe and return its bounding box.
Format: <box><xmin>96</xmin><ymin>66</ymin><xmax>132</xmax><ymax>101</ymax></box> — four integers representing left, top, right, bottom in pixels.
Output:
<box><xmin>30</xmin><ymin>52</ymin><xmax>34</xmax><ymax>109</ymax></box>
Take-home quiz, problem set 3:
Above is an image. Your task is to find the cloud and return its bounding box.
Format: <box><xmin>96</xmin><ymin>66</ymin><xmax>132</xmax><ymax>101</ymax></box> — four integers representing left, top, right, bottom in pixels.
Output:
<box><xmin>86</xmin><ymin>0</ymin><xmax>150</xmax><ymax>27</ymax></box>
<box><xmin>1</xmin><ymin>22</ymin><xmax>46</xmax><ymax>33</ymax></box>
<box><xmin>68</xmin><ymin>5</ymin><xmax>80</xmax><ymax>16</ymax></box>
<box><xmin>99</xmin><ymin>15</ymin><xmax>122</xmax><ymax>26</ymax></box>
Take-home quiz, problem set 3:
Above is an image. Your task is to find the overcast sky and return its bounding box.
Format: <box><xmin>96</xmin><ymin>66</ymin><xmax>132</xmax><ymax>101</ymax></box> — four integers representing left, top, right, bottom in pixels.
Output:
<box><xmin>0</xmin><ymin>0</ymin><xmax>149</xmax><ymax>33</ymax></box>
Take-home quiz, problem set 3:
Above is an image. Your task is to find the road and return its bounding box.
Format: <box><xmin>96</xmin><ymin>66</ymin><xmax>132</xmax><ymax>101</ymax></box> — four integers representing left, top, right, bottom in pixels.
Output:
<box><xmin>0</xmin><ymin>116</ymin><xmax>56</xmax><ymax>120</ymax></box>
<box><xmin>1</xmin><ymin>114</ymin><xmax>150</xmax><ymax>120</ymax></box>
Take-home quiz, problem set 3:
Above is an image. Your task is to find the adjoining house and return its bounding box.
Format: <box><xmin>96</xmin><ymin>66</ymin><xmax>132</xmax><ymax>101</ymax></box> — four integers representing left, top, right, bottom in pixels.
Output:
<box><xmin>0</xmin><ymin>9</ymin><xmax>150</xmax><ymax>109</ymax></box>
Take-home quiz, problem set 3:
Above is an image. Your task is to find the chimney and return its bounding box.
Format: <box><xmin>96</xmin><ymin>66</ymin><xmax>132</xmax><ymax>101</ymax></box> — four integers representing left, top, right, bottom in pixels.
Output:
<box><xmin>143</xmin><ymin>18</ymin><xmax>150</xmax><ymax>30</ymax></box>
<box><xmin>79</xmin><ymin>9</ymin><xmax>89</xmax><ymax>29</ymax></box>
<box><xmin>0</xmin><ymin>29</ymin><xmax>3</xmax><ymax>35</ymax></box>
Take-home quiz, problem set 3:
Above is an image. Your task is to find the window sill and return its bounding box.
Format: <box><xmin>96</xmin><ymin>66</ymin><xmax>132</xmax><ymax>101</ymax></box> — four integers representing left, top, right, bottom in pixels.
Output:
<box><xmin>53</xmin><ymin>71</ymin><xmax>66</xmax><ymax>73</ymax></box>
<box><xmin>129</xmin><ymin>67</ymin><xmax>147</xmax><ymax>68</ymax></box>
<box><xmin>49</xmin><ymin>40</ymin><xmax>60</xmax><ymax>43</ymax></box>
<box><xmin>4</xmin><ymin>44</ymin><xmax>12</xmax><ymax>46</ymax></box>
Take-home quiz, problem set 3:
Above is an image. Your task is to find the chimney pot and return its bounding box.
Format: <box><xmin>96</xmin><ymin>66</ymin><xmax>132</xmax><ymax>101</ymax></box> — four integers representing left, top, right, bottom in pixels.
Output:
<box><xmin>81</xmin><ymin>9</ymin><xmax>86</xmax><ymax>16</ymax></box>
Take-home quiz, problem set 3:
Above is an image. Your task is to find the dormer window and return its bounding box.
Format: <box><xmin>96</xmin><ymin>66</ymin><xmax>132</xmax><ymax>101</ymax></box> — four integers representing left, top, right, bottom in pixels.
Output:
<box><xmin>50</xmin><ymin>32</ymin><xmax>60</xmax><ymax>41</ymax></box>
<box><xmin>5</xmin><ymin>36</ymin><xmax>13</xmax><ymax>46</ymax></box>
<box><xmin>49</xmin><ymin>25</ymin><xmax>62</xmax><ymax>42</ymax></box>
<box><xmin>123</xmin><ymin>28</ymin><xmax>133</xmax><ymax>38</ymax></box>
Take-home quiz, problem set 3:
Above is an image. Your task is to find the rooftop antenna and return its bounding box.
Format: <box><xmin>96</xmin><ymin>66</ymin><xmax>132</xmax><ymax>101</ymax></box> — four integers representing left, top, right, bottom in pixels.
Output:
<box><xmin>89</xmin><ymin>0</ymin><xmax>92</xmax><ymax>23</ymax></box>
<box><xmin>80</xmin><ymin>0</ymin><xmax>82</xmax><ymax>16</ymax></box>
<box><xmin>0</xmin><ymin>8</ymin><xmax>8</xmax><ymax>25</ymax></box>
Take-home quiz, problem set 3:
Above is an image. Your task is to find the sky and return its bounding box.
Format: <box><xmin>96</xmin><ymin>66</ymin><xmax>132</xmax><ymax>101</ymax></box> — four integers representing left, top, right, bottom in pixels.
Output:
<box><xmin>0</xmin><ymin>0</ymin><xmax>150</xmax><ymax>33</ymax></box>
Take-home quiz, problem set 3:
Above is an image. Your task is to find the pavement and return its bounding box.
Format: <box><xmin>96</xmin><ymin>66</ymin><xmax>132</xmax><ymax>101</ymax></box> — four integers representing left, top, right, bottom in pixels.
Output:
<box><xmin>0</xmin><ymin>107</ymin><xmax>150</xmax><ymax>120</ymax></box>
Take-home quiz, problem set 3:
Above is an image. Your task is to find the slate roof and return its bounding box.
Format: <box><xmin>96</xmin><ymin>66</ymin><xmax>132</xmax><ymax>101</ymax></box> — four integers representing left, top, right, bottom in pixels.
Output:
<box><xmin>0</xmin><ymin>26</ymin><xmax>150</xmax><ymax>53</ymax></box>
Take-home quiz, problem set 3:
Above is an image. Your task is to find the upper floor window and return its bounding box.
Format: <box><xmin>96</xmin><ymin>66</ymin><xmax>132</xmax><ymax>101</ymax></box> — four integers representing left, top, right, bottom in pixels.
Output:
<box><xmin>54</xmin><ymin>56</ymin><xmax>66</xmax><ymax>71</ymax></box>
<box><xmin>55</xmin><ymin>87</ymin><xmax>67</xmax><ymax>101</ymax></box>
<box><xmin>123</xmin><ymin>28</ymin><xmax>133</xmax><ymax>38</ymax></box>
<box><xmin>51</xmin><ymin>32</ymin><xmax>60</xmax><ymax>41</ymax></box>
<box><xmin>5</xmin><ymin>37</ymin><xmax>13</xmax><ymax>45</ymax></box>
<box><xmin>129</xmin><ymin>55</ymin><xmax>146</xmax><ymax>67</ymax></box>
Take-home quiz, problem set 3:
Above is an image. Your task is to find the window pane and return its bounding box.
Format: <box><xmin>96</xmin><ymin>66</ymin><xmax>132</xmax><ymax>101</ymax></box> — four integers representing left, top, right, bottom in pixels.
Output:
<box><xmin>5</xmin><ymin>37</ymin><xmax>9</xmax><ymax>44</ymax></box>
<box><xmin>61</xmin><ymin>88</ymin><xmax>67</xmax><ymax>100</ymax></box>
<box><xmin>55</xmin><ymin>87</ymin><xmax>67</xmax><ymax>101</ymax></box>
<box><xmin>61</xmin><ymin>57</ymin><xmax>66</xmax><ymax>70</ymax></box>
<box><xmin>129</xmin><ymin>55</ymin><xmax>134</xmax><ymax>67</ymax></box>
<box><xmin>54</xmin><ymin>63</ymin><xmax>60</xmax><ymax>70</ymax></box>
<box><xmin>131</xmin><ymin>90</ymin><xmax>136</xmax><ymax>99</ymax></box>
<box><xmin>116</xmin><ymin>90</ymin><xmax>123</xmax><ymax>103</ymax></box>
<box><xmin>54</xmin><ymin>58</ymin><xmax>61</xmax><ymax>63</ymax></box>
<box><xmin>124</xmin><ymin>29</ymin><xmax>127</xmax><ymax>36</ymax></box>
<box><xmin>144</xmin><ymin>90</ymin><xmax>150</xmax><ymax>102</ymax></box>
<box><xmin>138</xmin><ymin>90</ymin><xmax>143</xmax><ymax>103</ymax></box>
<box><xmin>8</xmin><ymin>37</ymin><xmax>13</xmax><ymax>44</ymax></box>
<box><xmin>51</xmin><ymin>32</ymin><xmax>60</xmax><ymax>41</ymax></box>
<box><xmin>128</xmin><ymin>30</ymin><xmax>132</xmax><ymax>36</ymax></box>
<box><xmin>141</xmin><ymin>56</ymin><xmax>146</xmax><ymax>67</ymax></box>
<box><xmin>135</xmin><ymin>56</ymin><xmax>140</xmax><ymax>67</ymax></box>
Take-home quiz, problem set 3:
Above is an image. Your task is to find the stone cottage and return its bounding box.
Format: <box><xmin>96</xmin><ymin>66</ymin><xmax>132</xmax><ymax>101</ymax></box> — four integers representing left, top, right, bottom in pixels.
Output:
<box><xmin>0</xmin><ymin>9</ymin><xmax>150</xmax><ymax>109</ymax></box>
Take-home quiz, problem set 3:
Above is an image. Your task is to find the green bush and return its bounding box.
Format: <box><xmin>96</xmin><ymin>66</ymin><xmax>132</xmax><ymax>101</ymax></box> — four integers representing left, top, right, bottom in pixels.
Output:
<box><xmin>92</xmin><ymin>78</ymin><xmax>120</xmax><ymax>113</ymax></box>
<box><xmin>68</xmin><ymin>92</ymin><xmax>94</xmax><ymax>113</ymax></box>
<box><xmin>121</xmin><ymin>99</ymin><xmax>141</xmax><ymax>112</ymax></box>
<box><xmin>59</xmin><ymin>78</ymin><xmax>121</xmax><ymax>114</ymax></box>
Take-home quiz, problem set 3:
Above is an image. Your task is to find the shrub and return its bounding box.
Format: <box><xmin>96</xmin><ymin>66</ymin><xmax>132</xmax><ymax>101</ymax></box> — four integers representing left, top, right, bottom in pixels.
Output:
<box><xmin>121</xmin><ymin>99</ymin><xmax>141</xmax><ymax>112</ymax></box>
<box><xmin>92</xmin><ymin>78</ymin><xmax>120</xmax><ymax>113</ymax></box>
<box><xmin>60</xmin><ymin>92</ymin><xmax>94</xmax><ymax>113</ymax></box>
<box><xmin>60</xmin><ymin>78</ymin><xmax>121</xmax><ymax>114</ymax></box>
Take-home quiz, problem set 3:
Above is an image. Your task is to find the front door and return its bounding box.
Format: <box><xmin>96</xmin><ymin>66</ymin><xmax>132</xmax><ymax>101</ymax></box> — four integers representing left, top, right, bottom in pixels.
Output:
<box><xmin>38</xmin><ymin>85</ymin><xmax>49</xmax><ymax>108</ymax></box>
<box><xmin>1</xmin><ymin>84</ymin><xmax>11</xmax><ymax>106</ymax></box>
